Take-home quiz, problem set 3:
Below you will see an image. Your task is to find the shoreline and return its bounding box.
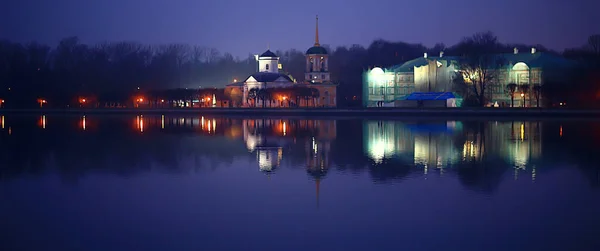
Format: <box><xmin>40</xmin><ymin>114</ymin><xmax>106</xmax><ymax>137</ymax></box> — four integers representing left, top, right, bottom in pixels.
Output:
<box><xmin>1</xmin><ymin>108</ymin><xmax>600</xmax><ymax>118</ymax></box>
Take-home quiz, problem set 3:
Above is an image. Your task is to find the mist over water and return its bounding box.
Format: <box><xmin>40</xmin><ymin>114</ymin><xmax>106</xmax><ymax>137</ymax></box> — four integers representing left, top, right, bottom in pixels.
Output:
<box><xmin>1</xmin><ymin>115</ymin><xmax>599</xmax><ymax>251</ymax></box>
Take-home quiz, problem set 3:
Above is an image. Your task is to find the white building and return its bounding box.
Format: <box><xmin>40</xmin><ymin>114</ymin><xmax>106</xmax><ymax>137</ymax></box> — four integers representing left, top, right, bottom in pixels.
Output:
<box><xmin>240</xmin><ymin>50</ymin><xmax>296</xmax><ymax>107</ymax></box>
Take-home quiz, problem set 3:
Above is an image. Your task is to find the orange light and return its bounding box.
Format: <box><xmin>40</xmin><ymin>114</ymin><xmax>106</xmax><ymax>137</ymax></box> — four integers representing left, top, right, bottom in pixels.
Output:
<box><xmin>1</xmin><ymin>100</ymin><xmax>4</xmax><ymax>103</ymax></box>
<box><xmin>520</xmin><ymin>93</ymin><xmax>525</xmax><ymax>97</ymax></box>
<box><xmin>207</xmin><ymin>97</ymin><xmax>211</xmax><ymax>101</ymax></box>
<box><xmin>139</xmin><ymin>98</ymin><xmax>144</xmax><ymax>102</ymax></box>
<box><xmin>282</xmin><ymin>96</ymin><xmax>287</xmax><ymax>100</ymax></box>
<box><xmin>559</xmin><ymin>125</ymin><xmax>563</xmax><ymax>137</ymax></box>
<box><xmin>161</xmin><ymin>99</ymin><xmax>165</xmax><ymax>103</ymax></box>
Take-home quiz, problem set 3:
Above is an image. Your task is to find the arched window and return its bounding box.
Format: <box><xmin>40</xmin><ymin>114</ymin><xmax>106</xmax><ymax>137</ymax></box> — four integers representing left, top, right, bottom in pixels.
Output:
<box><xmin>512</xmin><ymin>62</ymin><xmax>529</xmax><ymax>71</ymax></box>
<box><xmin>512</xmin><ymin>62</ymin><xmax>530</xmax><ymax>85</ymax></box>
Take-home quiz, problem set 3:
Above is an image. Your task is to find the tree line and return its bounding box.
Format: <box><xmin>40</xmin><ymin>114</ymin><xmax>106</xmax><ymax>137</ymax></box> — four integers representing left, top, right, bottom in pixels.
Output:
<box><xmin>1</xmin><ymin>33</ymin><xmax>599</xmax><ymax>108</ymax></box>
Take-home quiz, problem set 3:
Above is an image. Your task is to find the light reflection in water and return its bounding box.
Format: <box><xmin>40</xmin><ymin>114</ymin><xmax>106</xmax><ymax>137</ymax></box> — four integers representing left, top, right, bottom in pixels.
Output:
<box><xmin>560</xmin><ymin>125</ymin><xmax>563</xmax><ymax>137</ymax></box>
<box><xmin>1</xmin><ymin>115</ymin><xmax>550</xmax><ymax>182</ymax></box>
<box><xmin>39</xmin><ymin>115</ymin><xmax>46</xmax><ymax>129</ymax></box>
<box><xmin>363</xmin><ymin>120</ymin><xmax>542</xmax><ymax>178</ymax></box>
<box><xmin>283</xmin><ymin>121</ymin><xmax>287</xmax><ymax>136</ymax></box>
<box><xmin>135</xmin><ymin>115</ymin><xmax>144</xmax><ymax>133</ymax></box>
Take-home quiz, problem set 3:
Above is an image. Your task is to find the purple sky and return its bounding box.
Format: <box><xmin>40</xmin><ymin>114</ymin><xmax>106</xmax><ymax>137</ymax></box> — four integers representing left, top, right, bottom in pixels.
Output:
<box><xmin>3</xmin><ymin>0</ymin><xmax>599</xmax><ymax>57</ymax></box>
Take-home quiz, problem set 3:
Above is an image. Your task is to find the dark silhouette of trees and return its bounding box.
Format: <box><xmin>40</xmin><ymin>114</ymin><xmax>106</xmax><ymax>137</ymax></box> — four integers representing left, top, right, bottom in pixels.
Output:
<box><xmin>0</xmin><ymin>32</ymin><xmax>598</xmax><ymax>108</ymax></box>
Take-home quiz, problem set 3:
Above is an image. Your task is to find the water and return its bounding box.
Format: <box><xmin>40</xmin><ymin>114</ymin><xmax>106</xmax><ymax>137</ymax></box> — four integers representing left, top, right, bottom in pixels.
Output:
<box><xmin>1</xmin><ymin>115</ymin><xmax>599</xmax><ymax>251</ymax></box>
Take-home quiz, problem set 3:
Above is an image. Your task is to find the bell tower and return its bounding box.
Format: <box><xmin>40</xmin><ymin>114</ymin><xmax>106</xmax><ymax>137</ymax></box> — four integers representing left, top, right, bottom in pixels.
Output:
<box><xmin>305</xmin><ymin>15</ymin><xmax>330</xmax><ymax>84</ymax></box>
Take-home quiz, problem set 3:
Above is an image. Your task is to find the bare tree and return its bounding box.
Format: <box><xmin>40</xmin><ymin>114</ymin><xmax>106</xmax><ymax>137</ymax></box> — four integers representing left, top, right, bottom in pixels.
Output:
<box><xmin>507</xmin><ymin>83</ymin><xmax>518</xmax><ymax>107</ymax></box>
<box><xmin>588</xmin><ymin>35</ymin><xmax>600</xmax><ymax>55</ymax></box>
<box><xmin>453</xmin><ymin>32</ymin><xmax>505</xmax><ymax>106</ymax></box>
<box><xmin>456</xmin><ymin>55</ymin><xmax>505</xmax><ymax>106</ymax></box>
<box><xmin>532</xmin><ymin>84</ymin><xmax>542</xmax><ymax>107</ymax></box>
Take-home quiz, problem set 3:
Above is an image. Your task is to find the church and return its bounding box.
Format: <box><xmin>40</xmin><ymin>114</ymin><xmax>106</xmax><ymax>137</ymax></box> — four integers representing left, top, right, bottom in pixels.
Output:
<box><xmin>225</xmin><ymin>16</ymin><xmax>337</xmax><ymax>108</ymax></box>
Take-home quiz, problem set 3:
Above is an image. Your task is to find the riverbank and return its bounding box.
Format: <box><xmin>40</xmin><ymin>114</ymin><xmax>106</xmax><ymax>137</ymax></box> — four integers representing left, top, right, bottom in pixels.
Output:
<box><xmin>1</xmin><ymin>107</ymin><xmax>600</xmax><ymax>118</ymax></box>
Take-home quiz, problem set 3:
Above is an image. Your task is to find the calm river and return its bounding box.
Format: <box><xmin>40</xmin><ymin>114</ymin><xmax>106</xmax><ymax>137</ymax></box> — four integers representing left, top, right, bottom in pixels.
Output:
<box><xmin>1</xmin><ymin>115</ymin><xmax>599</xmax><ymax>251</ymax></box>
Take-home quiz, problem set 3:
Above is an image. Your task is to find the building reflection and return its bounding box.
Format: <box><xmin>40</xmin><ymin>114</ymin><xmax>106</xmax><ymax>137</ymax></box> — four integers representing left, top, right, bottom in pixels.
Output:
<box><xmin>363</xmin><ymin>120</ymin><xmax>543</xmax><ymax>179</ymax></box>
<box><xmin>241</xmin><ymin>119</ymin><xmax>336</xmax><ymax>173</ymax></box>
<box><xmin>364</xmin><ymin>121</ymin><xmax>460</xmax><ymax>174</ymax></box>
<box><xmin>486</xmin><ymin>121</ymin><xmax>542</xmax><ymax>180</ymax></box>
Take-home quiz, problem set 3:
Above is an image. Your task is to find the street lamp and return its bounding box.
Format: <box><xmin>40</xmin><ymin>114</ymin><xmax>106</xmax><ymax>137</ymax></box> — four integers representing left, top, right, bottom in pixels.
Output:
<box><xmin>520</xmin><ymin>93</ymin><xmax>525</xmax><ymax>107</ymax></box>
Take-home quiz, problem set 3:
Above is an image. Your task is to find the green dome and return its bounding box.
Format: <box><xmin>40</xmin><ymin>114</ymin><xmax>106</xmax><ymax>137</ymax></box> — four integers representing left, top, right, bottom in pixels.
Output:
<box><xmin>306</xmin><ymin>46</ymin><xmax>328</xmax><ymax>55</ymax></box>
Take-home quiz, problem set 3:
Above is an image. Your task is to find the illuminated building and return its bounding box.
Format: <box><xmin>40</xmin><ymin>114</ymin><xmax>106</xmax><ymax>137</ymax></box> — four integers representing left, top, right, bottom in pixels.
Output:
<box><xmin>225</xmin><ymin>16</ymin><xmax>337</xmax><ymax>108</ymax></box>
<box><xmin>225</xmin><ymin>50</ymin><xmax>296</xmax><ymax>108</ymax></box>
<box><xmin>304</xmin><ymin>15</ymin><xmax>337</xmax><ymax>107</ymax></box>
<box><xmin>363</xmin><ymin>48</ymin><xmax>577</xmax><ymax>107</ymax></box>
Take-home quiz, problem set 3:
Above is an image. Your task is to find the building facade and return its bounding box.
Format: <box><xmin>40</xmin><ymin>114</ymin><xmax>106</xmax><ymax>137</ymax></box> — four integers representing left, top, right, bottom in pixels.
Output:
<box><xmin>363</xmin><ymin>48</ymin><xmax>577</xmax><ymax>107</ymax></box>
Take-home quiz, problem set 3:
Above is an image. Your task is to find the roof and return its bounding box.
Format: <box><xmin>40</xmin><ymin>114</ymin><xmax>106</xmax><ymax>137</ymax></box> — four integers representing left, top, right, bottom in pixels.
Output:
<box><xmin>259</xmin><ymin>50</ymin><xmax>278</xmax><ymax>58</ymax></box>
<box><xmin>249</xmin><ymin>72</ymin><xmax>294</xmax><ymax>83</ymax></box>
<box><xmin>389</xmin><ymin>52</ymin><xmax>577</xmax><ymax>73</ymax></box>
<box><xmin>497</xmin><ymin>52</ymin><xmax>578</xmax><ymax>69</ymax></box>
<box><xmin>390</xmin><ymin>56</ymin><xmax>461</xmax><ymax>72</ymax></box>
<box><xmin>306</xmin><ymin>46</ymin><xmax>328</xmax><ymax>55</ymax></box>
<box><xmin>404</xmin><ymin>92</ymin><xmax>460</xmax><ymax>100</ymax></box>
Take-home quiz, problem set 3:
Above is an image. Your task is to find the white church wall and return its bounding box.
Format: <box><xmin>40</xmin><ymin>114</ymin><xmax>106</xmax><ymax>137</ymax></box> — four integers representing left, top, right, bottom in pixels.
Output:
<box><xmin>259</xmin><ymin>58</ymin><xmax>278</xmax><ymax>73</ymax></box>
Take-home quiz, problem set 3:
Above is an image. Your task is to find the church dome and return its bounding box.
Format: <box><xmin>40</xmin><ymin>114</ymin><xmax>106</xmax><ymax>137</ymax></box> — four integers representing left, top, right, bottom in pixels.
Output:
<box><xmin>260</xmin><ymin>50</ymin><xmax>278</xmax><ymax>58</ymax></box>
<box><xmin>306</xmin><ymin>46</ymin><xmax>328</xmax><ymax>55</ymax></box>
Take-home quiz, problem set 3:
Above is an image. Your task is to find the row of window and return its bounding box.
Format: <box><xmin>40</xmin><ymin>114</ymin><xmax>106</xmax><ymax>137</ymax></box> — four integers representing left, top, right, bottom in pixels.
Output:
<box><xmin>368</xmin><ymin>86</ymin><xmax>415</xmax><ymax>95</ymax></box>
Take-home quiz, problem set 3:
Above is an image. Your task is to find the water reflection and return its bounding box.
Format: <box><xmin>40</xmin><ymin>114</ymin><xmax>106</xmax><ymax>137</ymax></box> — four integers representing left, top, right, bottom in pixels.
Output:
<box><xmin>0</xmin><ymin>115</ymin><xmax>598</xmax><ymax>190</ymax></box>
<box><xmin>363</xmin><ymin>120</ymin><xmax>545</xmax><ymax>181</ymax></box>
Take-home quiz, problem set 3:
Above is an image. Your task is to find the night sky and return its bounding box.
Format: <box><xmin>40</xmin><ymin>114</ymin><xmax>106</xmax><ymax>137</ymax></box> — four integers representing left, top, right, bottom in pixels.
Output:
<box><xmin>3</xmin><ymin>0</ymin><xmax>599</xmax><ymax>57</ymax></box>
